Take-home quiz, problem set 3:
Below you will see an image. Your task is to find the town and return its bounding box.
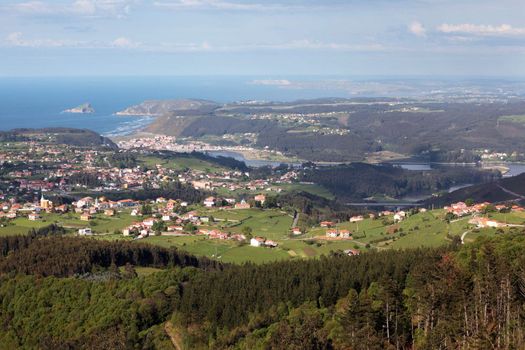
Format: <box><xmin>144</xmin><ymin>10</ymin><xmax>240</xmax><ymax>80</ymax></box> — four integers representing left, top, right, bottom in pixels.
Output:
<box><xmin>1</xmin><ymin>133</ymin><xmax>524</xmax><ymax>264</ymax></box>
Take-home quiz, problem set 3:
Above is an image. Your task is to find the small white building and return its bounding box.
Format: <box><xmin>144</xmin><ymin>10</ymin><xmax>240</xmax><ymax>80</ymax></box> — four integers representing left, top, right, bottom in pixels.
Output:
<box><xmin>250</xmin><ymin>237</ymin><xmax>266</xmax><ymax>247</ymax></box>
<box><xmin>203</xmin><ymin>197</ymin><xmax>216</xmax><ymax>207</ymax></box>
<box><xmin>78</xmin><ymin>228</ymin><xmax>93</xmax><ymax>236</ymax></box>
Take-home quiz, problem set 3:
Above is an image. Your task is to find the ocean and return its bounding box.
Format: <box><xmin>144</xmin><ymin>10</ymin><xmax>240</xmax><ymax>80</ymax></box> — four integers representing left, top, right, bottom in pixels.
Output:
<box><xmin>0</xmin><ymin>76</ymin><xmax>354</xmax><ymax>137</ymax></box>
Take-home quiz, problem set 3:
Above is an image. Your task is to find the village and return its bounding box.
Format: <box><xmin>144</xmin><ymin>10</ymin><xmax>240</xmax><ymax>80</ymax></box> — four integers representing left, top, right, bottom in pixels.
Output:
<box><xmin>1</xmin><ymin>137</ymin><xmax>525</xmax><ymax>263</ymax></box>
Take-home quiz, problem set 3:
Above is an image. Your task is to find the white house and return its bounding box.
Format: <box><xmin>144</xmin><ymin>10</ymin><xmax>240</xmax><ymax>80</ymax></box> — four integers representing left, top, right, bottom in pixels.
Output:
<box><xmin>78</xmin><ymin>228</ymin><xmax>93</xmax><ymax>236</ymax></box>
<box><xmin>203</xmin><ymin>196</ymin><xmax>216</xmax><ymax>207</ymax></box>
<box><xmin>250</xmin><ymin>237</ymin><xmax>266</xmax><ymax>247</ymax></box>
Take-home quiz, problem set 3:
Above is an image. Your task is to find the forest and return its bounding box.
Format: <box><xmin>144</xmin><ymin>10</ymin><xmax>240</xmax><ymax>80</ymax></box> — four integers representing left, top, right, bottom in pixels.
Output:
<box><xmin>1</xmin><ymin>228</ymin><xmax>525</xmax><ymax>349</ymax></box>
<box><xmin>300</xmin><ymin>163</ymin><xmax>501</xmax><ymax>200</ymax></box>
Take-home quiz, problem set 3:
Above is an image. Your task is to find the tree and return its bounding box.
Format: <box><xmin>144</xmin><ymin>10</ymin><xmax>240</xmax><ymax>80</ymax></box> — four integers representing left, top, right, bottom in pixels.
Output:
<box><xmin>184</xmin><ymin>222</ymin><xmax>197</xmax><ymax>234</ymax></box>
<box><xmin>141</xmin><ymin>204</ymin><xmax>153</xmax><ymax>215</ymax></box>
<box><xmin>241</xmin><ymin>226</ymin><xmax>253</xmax><ymax>237</ymax></box>
<box><xmin>152</xmin><ymin>221</ymin><xmax>167</xmax><ymax>234</ymax></box>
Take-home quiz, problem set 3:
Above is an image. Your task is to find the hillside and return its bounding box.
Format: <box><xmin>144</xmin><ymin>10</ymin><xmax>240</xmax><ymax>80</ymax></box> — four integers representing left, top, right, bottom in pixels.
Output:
<box><xmin>424</xmin><ymin>172</ymin><xmax>525</xmax><ymax>206</ymax></box>
<box><xmin>300</xmin><ymin>163</ymin><xmax>500</xmax><ymax>200</ymax></box>
<box><xmin>7</xmin><ymin>128</ymin><xmax>117</xmax><ymax>149</ymax></box>
<box><xmin>2</xmin><ymin>233</ymin><xmax>525</xmax><ymax>348</ymax></box>
<box><xmin>130</xmin><ymin>97</ymin><xmax>525</xmax><ymax>162</ymax></box>
<box><xmin>116</xmin><ymin>99</ymin><xmax>220</xmax><ymax>117</ymax></box>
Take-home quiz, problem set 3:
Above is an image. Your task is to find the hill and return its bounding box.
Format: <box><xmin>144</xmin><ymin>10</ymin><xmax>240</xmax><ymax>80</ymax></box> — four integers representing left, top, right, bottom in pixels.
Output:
<box><xmin>5</xmin><ymin>128</ymin><xmax>117</xmax><ymax>149</ymax></box>
<box><xmin>132</xmin><ymin>97</ymin><xmax>525</xmax><ymax>162</ymax></box>
<box><xmin>300</xmin><ymin>163</ymin><xmax>500</xmax><ymax>200</ymax></box>
<box><xmin>116</xmin><ymin>99</ymin><xmax>220</xmax><ymax>117</ymax></box>
<box><xmin>424</xmin><ymin>172</ymin><xmax>525</xmax><ymax>206</ymax></box>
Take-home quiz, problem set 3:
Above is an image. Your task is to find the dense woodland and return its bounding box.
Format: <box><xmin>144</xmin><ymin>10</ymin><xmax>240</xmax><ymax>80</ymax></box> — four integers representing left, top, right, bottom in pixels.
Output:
<box><xmin>1</xmin><ymin>229</ymin><xmax>525</xmax><ymax>348</ymax></box>
<box><xmin>301</xmin><ymin>163</ymin><xmax>501</xmax><ymax>200</ymax></box>
<box><xmin>100</xmin><ymin>181</ymin><xmax>207</xmax><ymax>204</ymax></box>
<box><xmin>426</xmin><ymin>172</ymin><xmax>525</xmax><ymax>207</ymax></box>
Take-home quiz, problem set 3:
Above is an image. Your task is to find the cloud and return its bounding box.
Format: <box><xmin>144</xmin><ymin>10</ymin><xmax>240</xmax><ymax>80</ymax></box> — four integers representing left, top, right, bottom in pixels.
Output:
<box><xmin>437</xmin><ymin>23</ymin><xmax>525</xmax><ymax>37</ymax></box>
<box><xmin>250</xmin><ymin>79</ymin><xmax>292</xmax><ymax>86</ymax></box>
<box><xmin>9</xmin><ymin>0</ymin><xmax>136</xmax><ymax>18</ymax></box>
<box><xmin>5</xmin><ymin>31</ymin><xmax>74</xmax><ymax>47</ymax></box>
<box><xmin>112</xmin><ymin>37</ymin><xmax>140</xmax><ymax>48</ymax></box>
<box><xmin>153</xmin><ymin>0</ymin><xmax>293</xmax><ymax>11</ymax></box>
<box><xmin>3</xmin><ymin>32</ymin><xmax>141</xmax><ymax>49</ymax></box>
<box><xmin>409</xmin><ymin>21</ymin><xmax>426</xmax><ymax>37</ymax></box>
<box><xmin>2</xmin><ymin>30</ymin><xmax>385</xmax><ymax>53</ymax></box>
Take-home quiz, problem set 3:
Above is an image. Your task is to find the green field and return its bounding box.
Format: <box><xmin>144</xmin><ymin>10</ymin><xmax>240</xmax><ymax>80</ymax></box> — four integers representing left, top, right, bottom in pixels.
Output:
<box><xmin>3</xmin><ymin>205</ymin><xmax>524</xmax><ymax>264</ymax></box>
<box><xmin>0</xmin><ymin>211</ymin><xmax>138</xmax><ymax>237</ymax></box>
<box><xmin>199</xmin><ymin>208</ymin><xmax>293</xmax><ymax>240</ymax></box>
<box><xmin>137</xmin><ymin>155</ymin><xmax>228</xmax><ymax>172</ymax></box>
<box><xmin>499</xmin><ymin>115</ymin><xmax>525</xmax><ymax>124</ymax></box>
<box><xmin>278</xmin><ymin>183</ymin><xmax>335</xmax><ymax>200</ymax></box>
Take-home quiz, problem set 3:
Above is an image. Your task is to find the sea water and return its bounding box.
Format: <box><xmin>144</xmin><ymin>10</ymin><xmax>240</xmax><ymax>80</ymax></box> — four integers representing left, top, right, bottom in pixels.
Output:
<box><xmin>0</xmin><ymin>76</ymin><xmax>353</xmax><ymax>136</ymax></box>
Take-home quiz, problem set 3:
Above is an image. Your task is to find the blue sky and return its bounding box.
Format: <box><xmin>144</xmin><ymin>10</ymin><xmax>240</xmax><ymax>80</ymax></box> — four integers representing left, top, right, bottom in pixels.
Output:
<box><xmin>1</xmin><ymin>0</ymin><xmax>524</xmax><ymax>77</ymax></box>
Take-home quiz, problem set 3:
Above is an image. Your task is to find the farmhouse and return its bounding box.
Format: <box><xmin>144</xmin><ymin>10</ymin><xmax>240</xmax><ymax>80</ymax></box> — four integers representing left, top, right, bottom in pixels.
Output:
<box><xmin>291</xmin><ymin>227</ymin><xmax>302</xmax><ymax>235</ymax></box>
<box><xmin>80</xmin><ymin>213</ymin><xmax>92</xmax><ymax>221</ymax></box>
<box><xmin>28</xmin><ymin>213</ymin><xmax>41</xmax><ymax>221</ymax></box>
<box><xmin>203</xmin><ymin>196</ymin><xmax>216</xmax><ymax>207</ymax></box>
<box><xmin>320</xmin><ymin>221</ymin><xmax>334</xmax><ymax>228</ymax></box>
<box><xmin>468</xmin><ymin>217</ymin><xmax>505</xmax><ymax>228</ymax></box>
<box><xmin>326</xmin><ymin>229</ymin><xmax>339</xmax><ymax>238</ymax></box>
<box><xmin>339</xmin><ymin>229</ymin><xmax>352</xmax><ymax>238</ymax></box>
<box><xmin>254</xmin><ymin>194</ymin><xmax>266</xmax><ymax>205</ymax></box>
<box><xmin>349</xmin><ymin>216</ymin><xmax>364</xmax><ymax>223</ymax></box>
<box><xmin>250</xmin><ymin>237</ymin><xmax>266</xmax><ymax>247</ymax></box>
<box><xmin>234</xmin><ymin>200</ymin><xmax>251</xmax><ymax>209</ymax></box>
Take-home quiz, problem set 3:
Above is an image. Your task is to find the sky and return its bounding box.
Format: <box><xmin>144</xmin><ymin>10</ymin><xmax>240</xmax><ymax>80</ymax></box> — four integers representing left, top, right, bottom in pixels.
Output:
<box><xmin>0</xmin><ymin>0</ymin><xmax>524</xmax><ymax>77</ymax></box>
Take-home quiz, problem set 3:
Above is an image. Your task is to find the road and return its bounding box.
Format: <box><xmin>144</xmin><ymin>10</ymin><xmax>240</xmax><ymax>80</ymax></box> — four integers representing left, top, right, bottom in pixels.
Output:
<box><xmin>460</xmin><ymin>230</ymin><xmax>471</xmax><ymax>244</ymax></box>
<box><xmin>497</xmin><ymin>184</ymin><xmax>525</xmax><ymax>200</ymax></box>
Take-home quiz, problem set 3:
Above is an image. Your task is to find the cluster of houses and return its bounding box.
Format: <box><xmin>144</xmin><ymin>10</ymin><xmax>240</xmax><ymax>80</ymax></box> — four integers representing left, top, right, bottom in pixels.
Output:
<box><xmin>468</xmin><ymin>217</ymin><xmax>506</xmax><ymax>229</ymax></box>
<box><xmin>198</xmin><ymin>229</ymin><xmax>246</xmax><ymax>241</ymax></box>
<box><xmin>325</xmin><ymin>229</ymin><xmax>353</xmax><ymax>239</ymax></box>
<box><xmin>445</xmin><ymin>201</ymin><xmax>524</xmax><ymax>218</ymax></box>
<box><xmin>250</xmin><ymin>236</ymin><xmax>278</xmax><ymax>248</ymax></box>
<box><xmin>0</xmin><ymin>194</ymin><xmax>69</xmax><ymax>221</ymax></box>
<box><xmin>202</xmin><ymin>194</ymin><xmax>266</xmax><ymax>209</ymax></box>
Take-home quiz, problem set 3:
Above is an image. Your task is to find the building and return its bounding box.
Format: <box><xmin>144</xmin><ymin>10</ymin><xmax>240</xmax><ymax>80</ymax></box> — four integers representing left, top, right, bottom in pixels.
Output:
<box><xmin>254</xmin><ymin>194</ymin><xmax>266</xmax><ymax>205</ymax></box>
<box><xmin>234</xmin><ymin>200</ymin><xmax>251</xmax><ymax>209</ymax></box>
<box><xmin>203</xmin><ymin>197</ymin><xmax>216</xmax><ymax>207</ymax></box>
<box><xmin>78</xmin><ymin>228</ymin><xmax>93</xmax><ymax>235</ymax></box>
<box><xmin>104</xmin><ymin>209</ymin><xmax>115</xmax><ymax>216</ymax></box>
<box><xmin>344</xmin><ymin>249</ymin><xmax>360</xmax><ymax>256</ymax></box>
<box><xmin>468</xmin><ymin>217</ymin><xmax>505</xmax><ymax>228</ymax></box>
<box><xmin>28</xmin><ymin>213</ymin><xmax>41</xmax><ymax>221</ymax></box>
<box><xmin>250</xmin><ymin>237</ymin><xmax>266</xmax><ymax>247</ymax></box>
<box><xmin>40</xmin><ymin>194</ymin><xmax>53</xmax><ymax>210</ymax></box>
<box><xmin>349</xmin><ymin>216</ymin><xmax>364</xmax><ymax>223</ymax></box>
<box><xmin>326</xmin><ymin>229</ymin><xmax>339</xmax><ymax>238</ymax></box>
<box><xmin>340</xmin><ymin>229</ymin><xmax>352</xmax><ymax>238</ymax></box>
<box><xmin>291</xmin><ymin>227</ymin><xmax>302</xmax><ymax>235</ymax></box>
<box><xmin>320</xmin><ymin>221</ymin><xmax>334</xmax><ymax>228</ymax></box>
<box><xmin>80</xmin><ymin>213</ymin><xmax>92</xmax><ymax>221</ymax></box>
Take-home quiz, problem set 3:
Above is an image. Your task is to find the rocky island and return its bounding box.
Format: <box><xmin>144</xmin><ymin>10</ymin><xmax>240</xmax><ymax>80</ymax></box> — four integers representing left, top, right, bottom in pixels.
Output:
<box><xmin>62</xmin><ymin>103</ymin><xmax>95</xmax><ymax>114</ymax></box>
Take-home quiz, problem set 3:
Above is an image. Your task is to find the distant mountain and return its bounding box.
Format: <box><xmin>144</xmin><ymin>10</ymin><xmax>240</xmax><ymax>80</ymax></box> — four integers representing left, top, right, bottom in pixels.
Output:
<box><xmin>62</xmin><ymin>103</ymin><xmax>95</xmax><ymax>114</ymax></box>
<box><xmin>115</xmin><ymin>99</ymin><xmax>220</xmax><ymax>117</ymax></box>
<box><xmin>423</xmin><ymin>173</ymin><xmax>525</xmax><ymax>207</ymax></box>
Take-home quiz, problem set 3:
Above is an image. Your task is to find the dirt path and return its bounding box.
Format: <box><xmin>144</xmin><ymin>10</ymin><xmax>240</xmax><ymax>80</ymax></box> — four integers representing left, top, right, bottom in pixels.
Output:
<box><xmin>164</xmin><ymin>321</ymin><xmax>183</xmax><ymax>350</ymax></box>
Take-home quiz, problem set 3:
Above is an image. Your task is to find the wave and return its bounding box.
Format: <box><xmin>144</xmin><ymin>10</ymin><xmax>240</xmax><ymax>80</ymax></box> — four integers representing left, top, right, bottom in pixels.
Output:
<box><xmin>102</xmin><ymin>116</ymin><xmax>154</xmax><ymax>137</ymax></box>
